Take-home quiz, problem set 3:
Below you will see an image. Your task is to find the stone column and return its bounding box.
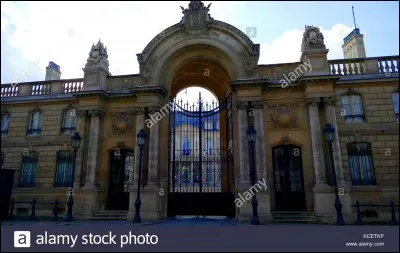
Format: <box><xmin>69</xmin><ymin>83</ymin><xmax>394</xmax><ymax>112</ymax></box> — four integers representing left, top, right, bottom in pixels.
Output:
<box><xmin>83</xmin><ymin>109</ymin><xmax>103</xmax><ymax>188</ymax></box>
<box><xmin>252</xmin><ymin>101</ymin><xmax>267</xmax><ymax>183</ymax></box>
<box><xmin>306</xmin><ymin>98</ymin><xmax>327</xmax><ymax>185</ymax></box>
<box><xmin>74</xmin><ymin>109</ymin><xmax>87</xmax><ymax>188</ymax></box>
<box><xmin>147</xmin><ymin>107</ymin><xmax>160</xmax><ymax>187</ymax></box>
<box><xmin>324</xmin><ymin>97</ymin><xmax>345</xmax><ymax>185</ymax></box>
<box><xmin>237</xmin><ymin>101</ymin><xmax>249</xmax><ymax>186</ymax></box>
<box><xmin>133</xmin><ymin>111</ymin><xmax>145</xmax><ymax>188</ymax></box>
<box><xmin>251</xmin><ymin>100</ymin><xmax>272</xmax><ymax>222</ymax></box>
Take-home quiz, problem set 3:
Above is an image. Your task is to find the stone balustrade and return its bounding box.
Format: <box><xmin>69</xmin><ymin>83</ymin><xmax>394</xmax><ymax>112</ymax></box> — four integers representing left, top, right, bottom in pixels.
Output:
<box><xmin>0</xmin><ymin>78</ymin><xmax>83</xmax><ymax>98</ymax></box>
<box><xmin>1</xmin><ymin>56</ymin><xmax>399</xmax><ymax>98</ymax></box>
<box><xmin>329</xmin><ymin>55</ymin><xmax>399</xmax><ymax>76</ymax></box>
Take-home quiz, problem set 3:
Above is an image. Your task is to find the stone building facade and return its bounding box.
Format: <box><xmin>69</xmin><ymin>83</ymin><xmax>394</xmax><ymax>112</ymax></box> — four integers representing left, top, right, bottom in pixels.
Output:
<box><xmin>1</xmin><ymin>1</ymin><xmax>399</xmax><ymax>223</ymax></box>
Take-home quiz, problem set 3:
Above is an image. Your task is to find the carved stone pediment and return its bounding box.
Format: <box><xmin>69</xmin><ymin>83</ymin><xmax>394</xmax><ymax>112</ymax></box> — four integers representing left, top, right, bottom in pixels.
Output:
<box><xmin>266</xmin><ymin>104</ymin><xmax>300</xmax><ymax>129</ymax></box>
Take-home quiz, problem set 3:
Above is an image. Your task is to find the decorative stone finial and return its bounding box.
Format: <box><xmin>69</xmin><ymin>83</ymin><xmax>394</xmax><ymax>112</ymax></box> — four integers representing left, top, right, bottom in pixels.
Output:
<box><xmin>85</xmin><ymin>39</ymin><xmax>109</xmax><ymax>69</ymax></box>
<box><xmin>180</xmin><ymin>1</ymin><xmax>214</xmax><ymax>31</ymax></box>
<box><xmin>301</xmin><ymin>25</ymin><xmax>326</xmax><ymax>52</ymax></box>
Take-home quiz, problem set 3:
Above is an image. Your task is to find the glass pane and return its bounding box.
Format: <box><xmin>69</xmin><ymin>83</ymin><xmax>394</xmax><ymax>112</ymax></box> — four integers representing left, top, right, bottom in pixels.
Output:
<box><xmin>393</xmin><ymin>92</ymin><xmax>399</xmax><ymax>113</ymax></box>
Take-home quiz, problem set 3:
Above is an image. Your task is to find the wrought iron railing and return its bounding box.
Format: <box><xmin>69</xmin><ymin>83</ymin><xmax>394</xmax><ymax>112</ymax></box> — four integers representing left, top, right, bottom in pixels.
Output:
<box><xmin>54</xmin><ymin>151</ymin><xmax>73</xmax><ymax>187</ymax></box>
<box><xmin>347</xmin><ymin>142</ymin><xmax>376</xmax><ymax>185</ymax></box>
<box><xmin>352</xmin><ymin>200</ymin><xmax>399</xmax><ymax>225</ymax></box>
<box><xmin>8</xmin><ymin>198</ymin><xmax>65</xmax><ymax>221</ymax></box>
<box><xmin>18</xmin><ymin>152</ymin><xmax>38</xmax><ymax>188</ymax></box>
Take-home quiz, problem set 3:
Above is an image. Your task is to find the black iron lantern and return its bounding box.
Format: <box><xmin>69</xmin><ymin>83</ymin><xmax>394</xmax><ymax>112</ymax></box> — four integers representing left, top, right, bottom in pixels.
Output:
<box><xmin>323</xmin><ymin>123</ymin><xmax>335</xmax><ymax>143</ymax></box>
<box><xmin>137</xmin><ymin>129</ymin><xmax>146</xmax><ymax>148</ymax></box>
<box><xmin>71</xmin><ymin>132</ymin><xmax>81</xmax><ymax>150</ymax></box>
<box><xmin>247</xmin><ymin>125</ymin><xmax>257</xmax><ymax>143</ymax></box>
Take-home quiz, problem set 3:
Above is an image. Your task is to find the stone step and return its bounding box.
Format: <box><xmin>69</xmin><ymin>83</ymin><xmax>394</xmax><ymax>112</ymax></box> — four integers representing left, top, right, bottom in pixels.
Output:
<box><xmin>90</xmin><ymin>210</ymin><xmax>128</xmax><ymax>220</ymax></box>
<box><xmin>272</xmin><ymin>211</ymin><xmax>317</xmax><ymax>224</ymax></box>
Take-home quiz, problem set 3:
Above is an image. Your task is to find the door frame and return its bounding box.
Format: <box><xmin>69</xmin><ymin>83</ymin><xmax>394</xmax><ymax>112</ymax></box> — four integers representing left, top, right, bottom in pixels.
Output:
<box><xmin>272</xmin><ymin>144</ymin><xmax>306</xmax><ymax>211</ymax></box>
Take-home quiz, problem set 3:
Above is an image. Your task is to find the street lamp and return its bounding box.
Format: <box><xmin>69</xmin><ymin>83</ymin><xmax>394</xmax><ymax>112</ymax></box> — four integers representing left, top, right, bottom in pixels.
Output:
<box><xmin>323</xmin><ymin>123</ymin><xmax>345</xmax><ymax>225</ymax></box>
<box><xmin>247</xmin><ymin>125</ymin><xmax>260</xmax><ymax>225</ymax></box>
<box><xmin>133</xmin><ymin>129</ymin><xmax>146</xmax><ymax>223</ymax></box>
<box><xmin>65</xmin><ymin>132</ymin><xmax>81</xmax><ymax>222</ymax></box>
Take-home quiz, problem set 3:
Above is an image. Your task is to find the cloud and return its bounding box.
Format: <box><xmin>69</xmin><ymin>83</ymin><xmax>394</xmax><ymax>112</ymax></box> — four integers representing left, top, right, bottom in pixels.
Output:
<box><xmin>1</xmin><ymin>1</ymin><xmax>352</xmax><ymax>84</ymax></box>
<box><xmin>259</xmin><ymin>24</ymin><xmax>353</xmax><ymax>64</ymax></box>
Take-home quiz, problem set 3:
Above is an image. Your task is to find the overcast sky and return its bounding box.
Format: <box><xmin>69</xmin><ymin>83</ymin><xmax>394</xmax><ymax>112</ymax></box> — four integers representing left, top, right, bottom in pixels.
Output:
<box><xmin>1</xmin><ymin>1</ymin><xmax>399</xmax><ymax>90</ymax></box>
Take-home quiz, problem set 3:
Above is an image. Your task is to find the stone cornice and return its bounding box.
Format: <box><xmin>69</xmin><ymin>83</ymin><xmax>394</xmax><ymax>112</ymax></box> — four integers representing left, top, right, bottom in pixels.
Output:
<box><xmin>298</xmin><ymin>75</ymin><xmax>341</xmax><ymax>86</ymax></box>
<box><xmin>230</xmin><ymin>79</ymin><xmax>269</xmax><ymax>90</ymax></box>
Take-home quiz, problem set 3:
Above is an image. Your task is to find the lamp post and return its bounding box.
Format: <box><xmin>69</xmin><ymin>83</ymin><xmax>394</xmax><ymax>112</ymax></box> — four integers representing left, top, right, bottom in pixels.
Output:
<box><xmin>323</xmin><ymin>123</ymin><xmax>345</xmax><ymax>225</ymax></box>
<box><xmin>133</xmin><ymin>129</ymin><xmax>146</xmax><ymax>223</ymax></box>
<box><xmin>247</xmin><ymin>126</ymin><xmax>260</xmax><ymax>225</ymax></box>
<box><xmin>65</xmin><ymin>132</ymin><xmax>81</xmax><ymax>222</ymax></box>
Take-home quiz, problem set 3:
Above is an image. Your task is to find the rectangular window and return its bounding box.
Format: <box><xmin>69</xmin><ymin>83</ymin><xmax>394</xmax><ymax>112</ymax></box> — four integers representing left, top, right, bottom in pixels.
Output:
<box><xmin>54</xmin><ymin>151</ymin><xmax>73</xmax><ymax>187</ymax></box>
<box><xmin>1</xmin><ymin>113</ymin><xmax>10</xmax><ymax>136</ymax></box>
<box><xmin>347</xmin><ymin>142</ymin><xmax>375</xmax><ymax>185</ymax></box>
<box><xmin>27</xmin><ymin>111</ymin><xmax>42</xmax><ymax>135</ymax></box>
<box><xmin>342</xmin><ymin>95</ymin><xmax>365</xmax><ymax>123</ymax></box>
<box><xmin>19</xmin><ymin>152</ymin><xmax>38</xmax><ymax>188</ymax></box>
<box><xmin>393</xmin><ymin>92</ymin><xmax>399</xmax><ymax>121</ymax></box>
<box><xmin>61</xmin><ymin>109</ymin><xmax>76</xmax><ymax>134</ymax></box>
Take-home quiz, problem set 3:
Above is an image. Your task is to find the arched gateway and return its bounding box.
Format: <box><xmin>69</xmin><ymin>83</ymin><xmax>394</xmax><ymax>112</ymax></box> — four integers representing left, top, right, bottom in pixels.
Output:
<box><xmin>135</xmin><ymin>1</ymin><xmax>260</xmax><ymax>218</ymax></box>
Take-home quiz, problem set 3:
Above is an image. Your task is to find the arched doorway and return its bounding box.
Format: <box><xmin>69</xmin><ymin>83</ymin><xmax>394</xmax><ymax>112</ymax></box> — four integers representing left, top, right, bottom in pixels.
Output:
<box><xmin>272</xmin><ymin>145</ymin><xmax>306</xmax><ymax>211</ymax></box>
<box><xmin>167</xmin><ymin>85</ymin><xmax>234</xmax><ymax>217</ymax></box>
<box><xmin>107</xmin><ymin>149</ymin><xmax>134</xmax><ymax>210</ymax></box>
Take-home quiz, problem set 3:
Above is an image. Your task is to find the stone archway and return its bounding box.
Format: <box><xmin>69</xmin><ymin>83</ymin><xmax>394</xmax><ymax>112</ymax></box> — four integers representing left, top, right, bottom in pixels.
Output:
<box><xmin>134</xmin><ymin>1</ymin><xmax>260</xmax><ymax>219</ymax></box>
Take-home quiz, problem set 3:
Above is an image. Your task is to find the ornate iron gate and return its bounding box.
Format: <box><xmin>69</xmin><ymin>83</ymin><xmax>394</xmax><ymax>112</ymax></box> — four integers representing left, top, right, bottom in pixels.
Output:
<box><xmin>167</xmin><ymin>92</ymin><xmax>235</xmax><ymax>217</ymax></box>
<box><xmin>272</xmin><ymin>145</ymin><xmax>306</xmax><ymax>211</ymax></box>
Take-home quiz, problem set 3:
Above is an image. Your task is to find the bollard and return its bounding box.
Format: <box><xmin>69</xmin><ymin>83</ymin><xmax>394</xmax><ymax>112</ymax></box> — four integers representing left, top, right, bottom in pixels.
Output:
<box><xmin>390</xmin><ymin>200</ymin><xmax>398</xmax><ymax>225</ymax></box>
<box><xmin>53</xmin><ymin>200</ymin><xmax>59</xmax><ymax>221</ymax></box>
<box><xmin>8</xmin><ymin>198</ymin><xmax>15</xmax><ymax>221</ymax></box>
<box><xmin>355</xmin><ymin>201</ymin><xmax>362</xmax><ymax>225</ymax></box>
<box><xmin>30</xmin><ymin>198</ymin><xmax>37</xmax><ymax>221</ymax></box>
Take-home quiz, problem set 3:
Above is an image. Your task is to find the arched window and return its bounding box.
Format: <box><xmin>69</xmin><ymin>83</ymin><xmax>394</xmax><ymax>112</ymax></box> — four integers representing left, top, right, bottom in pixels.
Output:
<box><xmin>342</xmin><ymin>93</ymin><xmax>365</xmax><ymax>123</ymax></box>
<box><xmin>182</xmin><ymin>136</ymin><xmax>190</xmax><ymax>156</ymax></box>
<box><xmin>27</xmin><ymin>108</ymin><xmax>42</xmax><ymax>135</ymax></box>
<box><xmin>392</xmin><ymin>92</ymin><xmax>399</xmax><ymax>121</ymax></box>
<box><xmin>1</xmin><ymin>112</ymin><xmax>10</xmax><ymax>136</ymax></box>
<box><xmin>61</xmin><ymin>107</ymin><xmax>76</xmax><ymax>134</ymax></box>
<box><xmin>347</xmin><ymin>142</ymin><xmax>375</xmax><ymax>185</ymax></box>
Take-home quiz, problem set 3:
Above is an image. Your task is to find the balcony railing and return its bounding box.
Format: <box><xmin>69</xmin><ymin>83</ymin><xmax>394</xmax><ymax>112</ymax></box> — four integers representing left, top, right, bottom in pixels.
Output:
<box><xmin>1</xmin><ymin>56</ymin><xmax>399</xmax><ymax>98</ymax></box>
<box><xmin>329</xmin><ymin>56</ymin><xmax>399</xmax><ymax>76</ymax></box>
<box><xmin>0</xmin><ymin>78</ymin><xmax>83</xmax><ymax>98</ymax></box>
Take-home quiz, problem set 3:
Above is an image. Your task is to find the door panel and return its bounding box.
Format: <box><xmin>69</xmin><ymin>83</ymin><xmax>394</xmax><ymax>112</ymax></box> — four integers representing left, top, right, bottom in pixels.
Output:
<box><xmin>273</xmin><ymin>145</ymin><xmax>306</xmax><ymax>211</ymax></box>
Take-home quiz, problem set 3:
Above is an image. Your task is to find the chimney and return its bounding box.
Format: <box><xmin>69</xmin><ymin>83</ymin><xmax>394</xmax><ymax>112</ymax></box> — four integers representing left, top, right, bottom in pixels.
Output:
<box><xmin>45</xmin><ymin>61</ymin><xmax>61</xmax><ymax>81</ymax></box>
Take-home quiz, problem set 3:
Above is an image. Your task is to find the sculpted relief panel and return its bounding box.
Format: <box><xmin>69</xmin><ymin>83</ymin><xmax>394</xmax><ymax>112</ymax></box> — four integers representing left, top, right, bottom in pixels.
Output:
<box><xmin>266</xmin><ymin>104</ymin><xmax>301</xmax><ymax>129</ymax></box>
<box><xmin>110</xmin><ymin>112</ymin><xmax>136</xmax><ymax>136</ymax></box>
